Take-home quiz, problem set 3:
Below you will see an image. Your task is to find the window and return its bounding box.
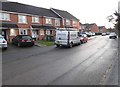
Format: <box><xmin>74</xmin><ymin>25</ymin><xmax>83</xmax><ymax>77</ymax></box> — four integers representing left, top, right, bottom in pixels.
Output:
<box><xmin>73</xmin><ymin>21</ymin><xmax>77</xmax><ymax>26</ymax></box>
<box><xmin>19</xmin><ymin>29</ymin><xmax>27</xmax><ymax>35</ymax></box>
<box><xmin>66</xmin><ymin>19</ymin><xmax>70</xmax><ymax>25</ymax></box>
<box><xmin>32</xmin><ymin>16</ymin><xmax>39</xmax><ymax>23</ymax></box>
<box><xmin>46</xmin><ymin>30</ymin><xmax>50</xmax><ymax>35</ymax></box>
<box><xmin>0</xmin><ymin>13</ymin><xmax>10</xmax><ymax>21</ymax></box>
<box><xmin>18</xmin><ymin>15</ymin><xmax>27</xmax><ymax>23</ymax></box>
<box><xmin>10</xmin><ymin>29</ymin><xmax>16</xmax><ymax>36</ymax></box>
<box><xmin>40</xmin><ymin>30</ymin><xmax>44</xmax><ymax>35</ymax></box>
<box><xmin>46</xmin><ymin>18</ymin><xmax>52</xmax><ymax>24</ymax></box>
<box><xmin>55</xmin><ymin>19</ymin><xmax>60</xmax><ymax>26</ymax></box>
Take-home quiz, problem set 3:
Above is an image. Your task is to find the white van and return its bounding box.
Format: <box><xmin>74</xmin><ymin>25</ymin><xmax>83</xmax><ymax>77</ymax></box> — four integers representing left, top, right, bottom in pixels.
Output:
<box><xmin>55</xmin><ymin>28</ymin><xmax>81</xmax><ymax>48</ymax></box>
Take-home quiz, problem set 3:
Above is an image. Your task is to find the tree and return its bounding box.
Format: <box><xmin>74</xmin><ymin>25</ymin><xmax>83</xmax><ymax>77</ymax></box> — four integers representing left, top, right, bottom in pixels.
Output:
<box><xmin>107</xmin><ymin>11</ymin><xmax>120</xmax><ymax>37</ymax></box>
<box><xmin>114</xmin><ymin>11</ymin><xmax>120</xmax><ymax>37</ymax></box>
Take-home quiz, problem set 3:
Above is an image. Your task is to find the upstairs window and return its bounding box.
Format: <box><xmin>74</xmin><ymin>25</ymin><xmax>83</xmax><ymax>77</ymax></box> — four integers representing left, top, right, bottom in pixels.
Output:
<box><xmin>0</xmin><ymin>13</ymin><xmax>10</xmax><ymax>21</ymax></box>
<box><xmin>73</xmin><ymin>21</ymin><xmax>77</xmax><ymax>26</ymax></box>
<box><xmin>66</xmin><ymin>19</ymin><xmax>70</xmax><ymax>25</ymax></box>
<box><xmin>46</xmin><ymin>18</ymin><xmax>52</xmax><ymax>24</ymax></box>
<box><xmin>55</xmin><ymin>19</ymin><xmax>60</xmax><ymax>26</ymax></box>
<box><xmin>18</xmin><ymin>15</ymin><xmax>27</xmax><ymax>23</ymax></box>
<box><xmin>32</xmin><ymin>16</ymin><xmax>39</xmax><ymax>23</ymax></box>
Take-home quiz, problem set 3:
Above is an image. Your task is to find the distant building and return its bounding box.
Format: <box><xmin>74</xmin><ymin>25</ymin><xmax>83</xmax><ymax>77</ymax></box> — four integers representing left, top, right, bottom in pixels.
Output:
<box><xmin>98</xmin><ymin>26</ymin><xmax>107</xmax><ymax>33</ymax></box>
<box><xmin>80</xmin><ymin>23</ymin><xmax>99</xmax><ymax>34</ymax></box>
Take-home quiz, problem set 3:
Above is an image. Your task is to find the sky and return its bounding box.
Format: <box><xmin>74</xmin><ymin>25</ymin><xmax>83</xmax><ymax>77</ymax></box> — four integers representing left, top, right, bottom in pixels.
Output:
<box><xmin>6</xmin><ymin>0</ymin><xmax>120</xmax><ymax>28</ymax></box>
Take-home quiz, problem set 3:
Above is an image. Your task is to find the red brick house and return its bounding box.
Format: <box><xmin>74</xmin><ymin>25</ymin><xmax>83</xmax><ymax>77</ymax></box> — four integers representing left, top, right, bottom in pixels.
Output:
<box><xmin>0</xmin><ymin>2</ymin><xmax>80</xmax><ymax>42</ymax></box>
<box><xmin>51</xmin><ymin>8</ymin><xmax>80</xmax><ymax>30</ymax></box>
<box><xmin>98</xmin><ymin>26</ymin><xmax>107</xmax><ymax>33</ymax></box>
<box><xmin>80</xmin><ymin>23</ymin><xmax>99</xmax><ymax>34</ymax></box>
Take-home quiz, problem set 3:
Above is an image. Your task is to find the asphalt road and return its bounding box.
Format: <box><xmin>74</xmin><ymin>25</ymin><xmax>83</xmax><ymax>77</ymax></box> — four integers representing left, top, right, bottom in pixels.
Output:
<box><xmin>2</xmin><ymin>35</ymin><xmax>118</xmax><ymax>85</ymax></box>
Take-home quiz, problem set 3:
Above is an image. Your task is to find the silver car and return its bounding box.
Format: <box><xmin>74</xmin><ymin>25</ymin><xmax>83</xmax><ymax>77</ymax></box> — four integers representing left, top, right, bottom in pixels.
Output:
<box><xmin>0</xmin><ymin>35</ymin><xmax>7</xmax><ymax>50</ymax></box>
<box><xmin>109</xmin><ymin>33</ymin><xmax>117</xmax><ymax>39</ymax></box>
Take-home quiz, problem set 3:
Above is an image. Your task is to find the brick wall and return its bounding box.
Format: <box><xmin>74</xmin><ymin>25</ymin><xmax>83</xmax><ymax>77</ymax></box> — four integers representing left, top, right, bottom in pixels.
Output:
<box><xmin>91</xmin><ymin>24</ymin><xmax>99</xmax><ymax>33</ymax></box>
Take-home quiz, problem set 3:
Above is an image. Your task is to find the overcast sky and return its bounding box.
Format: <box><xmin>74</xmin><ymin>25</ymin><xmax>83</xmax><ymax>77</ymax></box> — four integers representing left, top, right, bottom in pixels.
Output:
<box><xmin>7</xmin><ymin>0</ymin><xmax>120</xmax><ymax>28</ymax></box>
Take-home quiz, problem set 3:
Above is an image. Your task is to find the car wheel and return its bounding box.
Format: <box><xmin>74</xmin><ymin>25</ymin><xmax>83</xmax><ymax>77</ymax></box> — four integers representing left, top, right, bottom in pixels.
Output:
<box><xmin>3</xmin><ymin>47</ymin><xmax>7</xmax><ymax>50</ymax></box>
<box><xmin>80</xmin><ymin>40</ymin><xmax>83</xmax><ymax>44</ymax></box>
<box><xmin>31</xmin><ymin>43</ymin><xmax>34</xmax><ymax>46</ymax></box>
<box><xmin>18</xmin><ymin>43</ymin><xmax>21</xmax><ymax>47</ymax></box>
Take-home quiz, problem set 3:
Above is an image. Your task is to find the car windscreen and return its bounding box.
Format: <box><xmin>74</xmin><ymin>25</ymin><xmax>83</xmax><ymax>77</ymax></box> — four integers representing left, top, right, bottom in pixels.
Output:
<box><xmin>0</xmin><ymin>36</ymin><xmax>4</xmax><ymax>40</ymax></box>
<box><xmin>22</xmin><ymin>36</ymin><xmax>32</xmax><ymax>40</ymax></box>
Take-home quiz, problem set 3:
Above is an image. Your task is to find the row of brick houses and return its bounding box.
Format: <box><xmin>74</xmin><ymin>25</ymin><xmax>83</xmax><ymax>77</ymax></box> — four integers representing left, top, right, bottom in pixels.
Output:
<box><xmin>80</xmin><ymin>23</ymin><xmax>107</xmax><ymax>34</ymax></box>
<box><xmin>0</xmin><ymin>1</ymin><xmax>107</xmax><ymax>43</ymax></box>
<box><xmin>0</xmin><ymin>2</ymin><xmax>80</xmax><ymax>42</ymax></box>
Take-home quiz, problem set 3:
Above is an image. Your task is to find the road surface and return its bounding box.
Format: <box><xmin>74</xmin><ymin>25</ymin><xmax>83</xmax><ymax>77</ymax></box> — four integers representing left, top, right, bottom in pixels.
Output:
<box><xmin>2</xmin><ymin>35</ymin><xmax>118</xmax><ymax>85</ymax></box>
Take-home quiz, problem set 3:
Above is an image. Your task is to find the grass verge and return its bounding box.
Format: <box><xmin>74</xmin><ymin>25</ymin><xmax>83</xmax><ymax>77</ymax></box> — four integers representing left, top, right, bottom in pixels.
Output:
<box><xmin>36</xmin><ymin>40</ymin><xmax>54</xmax><ymax>46</ymax></box>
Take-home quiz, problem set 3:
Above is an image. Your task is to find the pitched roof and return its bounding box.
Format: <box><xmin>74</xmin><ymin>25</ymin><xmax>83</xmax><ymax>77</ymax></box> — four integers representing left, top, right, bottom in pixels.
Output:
<box><xmin>0</xmin><ymin>2</ymin><xmax>60</xmax><ymax>18</ymax></box>
<box><xmin>51</xmin><ymin>8</ymin><xmax>79</xmax><ymax>21</ymax></box>
<box><xmin>82</xmin><ymin>23</ymin><xmax>95</xmax><ymax>29</ymax></box>
<box><xmin>98</xmin><ymin>26</ymin><xmax>104</xmax><ymax>29</ymax></box>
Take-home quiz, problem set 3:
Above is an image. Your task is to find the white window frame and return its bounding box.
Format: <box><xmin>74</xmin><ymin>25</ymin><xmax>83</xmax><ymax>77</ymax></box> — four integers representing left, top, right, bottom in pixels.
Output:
<box><xmin>19</xmin><ymin>29</ymin><xmax>28</xmax><ymax>35</ymax></box>
<box><xmin>32</xmin><ymin>16</ymin><xmax>39</xmax><ymax>23</ymax></box>
<box><xmin>73</xmin><ymin>21</ymin><xmax>77</xmax><ymax>25</ymax></box>
<box><xmin>10</xmin><ymin>29</ymin><xmax>16</xmax><ymax>36</ymax></box>
<box><xmin>66</xmin><ymin>19</ymin><xmax>70</xmax><ymax>25</ymax></box>
<box><xmin>0</xmin><ymin>12</ymin><xmax>10</xmax><ymax>21</ymax></box>
<box><xmin>40</xmin><ymin>30</ymin><xmax>44</xmax><ymax>35</ymax></box>
<box><xmin>46</xmin><ymin>30</ymin><xmax>50</xmax><ymax>35</ymax></box>
<box><xmin>55</xmin><ymin>19</ymin><xmax>60</xmax><ymax>26</ymax></box>
<box><xmin>45</xmin><ymin>18</ymin><xmax>52</xmax><ymax>24</ymax></box>
<box><xmin>18</xmin><ymin>15</ymin><xmax>27</xmax><ymax>24</ymax></box>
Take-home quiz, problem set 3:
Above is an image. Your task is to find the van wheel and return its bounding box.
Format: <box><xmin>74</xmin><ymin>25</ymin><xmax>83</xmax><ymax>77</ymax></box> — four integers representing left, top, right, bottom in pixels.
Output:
<box><xmin>69</xmin><ymin>43</ymin><xmax>73</xmax><ymax>48</ymax></box>
<box><xmin>56</xmin><ymin>44</ymin><xmax>60</xmax><ymax>47</ymax></box>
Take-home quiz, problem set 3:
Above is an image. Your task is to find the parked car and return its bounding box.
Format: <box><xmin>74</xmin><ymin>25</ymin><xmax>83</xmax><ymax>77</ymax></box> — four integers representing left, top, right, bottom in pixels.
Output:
<box><xmin>0</xmin><ymin>35</ymin><xmax>7</xmax><ymax>50</ymax></box>
<box><xmin>55</xmin><ymin>28</ymin><xmax>81</xmax><ymax>48</ymax></box>
<box><xmin>92</xmin><ymin>33</ymin><xmax>95</xmax><ymax>36</ymax></box>
<box><xmin>102</xmin><ymin>33</ymin><xmax>106</xmax><ymax>36</ymax></box>
<box><xmin>79</xmin><ymin>34</ymin><xmax>88</xmax><ymax>43</ymax></box>
<box><xmin>109</xmin><ymin>33</ymin><xmax>117</xmax><ymax>39</ymax></box>
<box><xmin>106</xmin><ymin>32</ymin><xmax>110</xmax><ymax>35</ymax></box>
<box><xmin>12</xmin><ymin>35</ymin><xmax>35</xmax><ymax>47</ymax></box>
<box><xmin>85</xmin><ymin>32</ymin><xmax>92</xmax><ymax>37</ymax></box>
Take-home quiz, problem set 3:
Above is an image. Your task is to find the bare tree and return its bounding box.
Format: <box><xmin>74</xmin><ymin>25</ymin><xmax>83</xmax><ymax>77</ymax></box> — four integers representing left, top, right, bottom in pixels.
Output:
<box><xmin>107</xmin><ymin>11</ymin><xmax>119</xmax><ymax>37</ymax></box>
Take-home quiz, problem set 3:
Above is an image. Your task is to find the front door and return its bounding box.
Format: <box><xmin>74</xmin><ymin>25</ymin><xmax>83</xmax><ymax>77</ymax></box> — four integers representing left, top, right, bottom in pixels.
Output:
<box><xmin>32</xmin><ymin>30</ymin><xmax>38</xmax><ymax>40</ymax></box>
